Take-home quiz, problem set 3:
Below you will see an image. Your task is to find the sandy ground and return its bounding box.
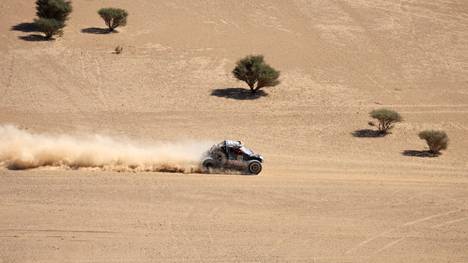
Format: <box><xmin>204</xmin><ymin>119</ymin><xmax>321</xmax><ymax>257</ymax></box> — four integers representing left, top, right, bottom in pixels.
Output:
<box><xmin>1</xmin><ymin>0</ymin><xmax>468</xmax><ymax>261</ymax></box>
<box><xmin>1</xmin><ymin>171</ymin><xmax>467</xmax><ymax>262</ymax></box>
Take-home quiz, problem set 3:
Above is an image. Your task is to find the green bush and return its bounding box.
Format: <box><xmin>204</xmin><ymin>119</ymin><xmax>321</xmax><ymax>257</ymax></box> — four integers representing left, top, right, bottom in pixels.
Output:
<box><xmin>98</xmin><ymin>8</ymin><xmax>128</xmax><ymax>31</ymax></box>
<box><xmin>36</xmin><ymin>0</ymin><xmax>72</xmax><ymax>22</ymax></box>
<box><xmin>232</xmin><ymin>55</ymin><xmax>280</xmax><ymax>93</ymax></box>
<box><xmin>369</xmin><ymin>108</ymin><xmax>402</xmax><ymax>134</ymax></box>
<box><xmin>34</xmin><ymin>18</ymin><xmax>64</xmax><ymax>39</ymax></box>
<box><xmin>418</xmin><ymin>130</ymin><xmax>448</xmax><ymax>154</ymax></box>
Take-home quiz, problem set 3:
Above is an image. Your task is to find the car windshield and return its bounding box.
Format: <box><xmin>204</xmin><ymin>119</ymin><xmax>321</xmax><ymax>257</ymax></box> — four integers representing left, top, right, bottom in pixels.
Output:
<box><xmin>240</xmin><ymin>146</ymin><xmax>254</xmax><ymax>155</ymax></box>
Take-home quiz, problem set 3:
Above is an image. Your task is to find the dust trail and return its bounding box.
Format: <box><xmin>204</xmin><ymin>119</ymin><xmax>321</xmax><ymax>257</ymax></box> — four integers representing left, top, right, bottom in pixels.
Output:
<box><xmin>0</xmin><ymin>125</ymin><xmax>213</xmax><ymax>173</ymax></box>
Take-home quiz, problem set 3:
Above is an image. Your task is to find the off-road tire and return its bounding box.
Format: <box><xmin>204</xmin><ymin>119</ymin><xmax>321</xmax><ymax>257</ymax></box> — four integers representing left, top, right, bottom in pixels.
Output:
<box><xmin>248</xmin><ymin>161</ymin><xmax>262</xmax><ymax>175</ymax></box>
<box><xmin>202</xmin><ymin>161</ymin><xmax>214</xmax><ymax>173</ymax></box>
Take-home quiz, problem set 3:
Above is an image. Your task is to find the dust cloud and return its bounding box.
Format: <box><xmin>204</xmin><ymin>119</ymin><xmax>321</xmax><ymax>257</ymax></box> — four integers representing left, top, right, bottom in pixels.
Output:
<box><xmin>0</xmin><ymin>125</ymin><xmax>212</xmax><ymax>173</ymax></box>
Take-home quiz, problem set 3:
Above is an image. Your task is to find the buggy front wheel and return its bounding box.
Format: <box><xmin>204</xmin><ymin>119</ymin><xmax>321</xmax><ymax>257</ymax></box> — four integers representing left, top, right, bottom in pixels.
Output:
<box><xmin>248</xmin><ymin>161</ymin><xmax>262</xmax><ymax>175</ymax></box>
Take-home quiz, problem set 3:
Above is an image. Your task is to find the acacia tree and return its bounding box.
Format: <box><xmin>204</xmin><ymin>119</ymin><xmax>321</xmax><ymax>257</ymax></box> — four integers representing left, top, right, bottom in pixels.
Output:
<box><xmin>34</xmin><ymin>0</ymin><xmax>71</xmax><ymax>39</ymax></box>
<box><xmin>98</xmin><ymin>8</ymin><xmax>129</xmax><ymax>32</ymax></box>
<box><xmin>369</xmin><ymin>108</ymin><xmax>402</xmax><ymax>134</ymax></box>
<box><xmin>34</xmin><ymin>18</ymin><xmax>64</xmax><ymax>39</ymax></box>
<box><xmin>232</xmin><ymin>55</ymin><xmax>280</xmax><ymax>93</ymax></box>
<box><xmin>36</xmin><ymin>0</ymin><xmax>72</xmax><ymax>22</ymax></box>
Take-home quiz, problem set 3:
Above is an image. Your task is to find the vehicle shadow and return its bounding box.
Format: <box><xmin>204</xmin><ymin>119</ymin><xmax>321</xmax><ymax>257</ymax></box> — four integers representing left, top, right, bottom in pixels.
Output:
<box><xmin>402</xmin><ymin>150</ymin><xmax>439</xmax><ymax>158</ymax></box>
<box><xmin>351</xmin><ymin>129</ymin><xmax>385</xmax><ymax>138</ymax></box>
<box><xmin>211</xmin><ymin>87</ymin><xmax>268</xmax><ymax>100</ymax></box>
<box><xmin>11</xmin><ymin>22</ymin><xmax>38</xmax><ymax>32</ymax></box>
<box><xmin>18</xmin><ymin>34</ymin><xmax>48</xmax><ymax>42</ymax></box>
<box><xmin>81</xmin><ymin>27</ymin><xmax>113</xmax><ymax>34</ymax></box>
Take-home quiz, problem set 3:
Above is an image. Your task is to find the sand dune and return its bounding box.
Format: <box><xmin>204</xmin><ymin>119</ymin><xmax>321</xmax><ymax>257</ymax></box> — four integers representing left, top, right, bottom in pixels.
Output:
<box><xmin>0</xmin><ymin>0</ymin><xmax>467</xmax><ymax>261</ymax></box>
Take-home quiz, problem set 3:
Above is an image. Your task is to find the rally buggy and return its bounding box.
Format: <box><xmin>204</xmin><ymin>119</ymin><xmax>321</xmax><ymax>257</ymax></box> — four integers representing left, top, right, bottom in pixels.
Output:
<box><xmin>201</xmin><ymin>140</ymin><xmax>264</xmax><ymax>175</ymax></box>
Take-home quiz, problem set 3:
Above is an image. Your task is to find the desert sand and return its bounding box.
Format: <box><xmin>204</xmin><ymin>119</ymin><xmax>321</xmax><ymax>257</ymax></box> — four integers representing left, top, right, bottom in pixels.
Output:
<box><xmin>1</xmin><ymin>0</ymin><xmax>467</xmax><ymax>262</ymax></box>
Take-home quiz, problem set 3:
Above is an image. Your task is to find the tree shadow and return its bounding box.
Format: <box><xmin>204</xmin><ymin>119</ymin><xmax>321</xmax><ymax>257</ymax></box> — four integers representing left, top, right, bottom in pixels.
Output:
<box><xmin>81</xmin><ymin>27</ymin><xmax>113</xmax><ymax>34</ymax></box>
<box><xmin>211</xmin><ymin>88</ymin><xmax>268</xmax><ymax>100</ymax></box>
<box><xmin>351</xmin><ymin>129</ymin><xmax>386</xmax><ymax>138</ymax></box>
<box><xmin>402</xmin><ymin>150</ymin><xmax>439</xmax><ymax>158</ymax></box>
<box><xmin>18</xmin><ymin>34</ymin><xmax>49</xmax><ymax>42</ymax></box>
<box><xmin>11</xmin><ymin>22</ymin><xmax>38</xmax><ymax>32</ymax></box>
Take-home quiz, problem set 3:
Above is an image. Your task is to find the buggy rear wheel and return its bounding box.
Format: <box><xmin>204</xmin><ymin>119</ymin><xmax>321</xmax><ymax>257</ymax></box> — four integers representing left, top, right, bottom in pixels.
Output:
<box><xmin>203</xmin><ymin>161</ymin><xmax>214</xmax><ymax>173</ymax></box>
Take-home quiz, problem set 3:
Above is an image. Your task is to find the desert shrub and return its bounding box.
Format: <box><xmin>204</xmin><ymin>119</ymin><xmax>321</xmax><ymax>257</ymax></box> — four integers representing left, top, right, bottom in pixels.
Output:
<box><xmin>36</xmin><ymin>0</ymin><xmax>72</xmax><ymax>22</ymax></box>
<box><xmin>98</xmin><ymin>8</ymin><xmax>128</xmax><ymax>31</ymax></box>
<box><xmin>418</xmin><ymin>130</ymin><xmax>448</xmax><ymax>154</ymax></box>
<box><xmin>114</xmin><ymin>45</ymin><xmax>123</xmax><ymax>54</ymax></box>
<box><xmin>232</xmin><ymin>55</ymin><xmax>280</xmax><ymax>93</ymax></box>
<box><xmin>34</xmin><ymin>18</ymin><xmax>64</xmax><ymax>39</ymax></box>
<box><xmin>369</xmin><ymin>108</ymin><xmax>402</xmax><ymax>134</ymax></box>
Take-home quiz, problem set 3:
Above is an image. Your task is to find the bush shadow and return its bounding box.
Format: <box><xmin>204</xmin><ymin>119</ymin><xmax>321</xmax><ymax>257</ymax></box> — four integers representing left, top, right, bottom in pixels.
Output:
<box><xmin>211</xmin><ymin>87</ymin><xmax>268</xmax><ymax>100</ymax></box>
<box><xmin>81</xmin><ymin>27</ymin><xmax>113</xmax><ymax>34</ymax></box>
<box><xmin>18</xmin><ymin>34</ymin><xmax>49</xmax><ymax>42</ymax></box>
<box><xmin>402</xmin><ymin>150</ymin><xmax>439</xmax><ymax>158</ymax></box>
<box><xmin>351</xmin><ymin>129</ymin><xmax>386</xmax><ymax>138</ymax></box>
<box><xmin>11</xmin><ymin>22</ymin><xmax>38</xmax><ymax>32</ymax></box>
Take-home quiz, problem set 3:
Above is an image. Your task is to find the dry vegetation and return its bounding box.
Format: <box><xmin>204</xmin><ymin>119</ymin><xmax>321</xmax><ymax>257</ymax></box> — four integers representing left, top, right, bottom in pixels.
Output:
<box><xmin>419</xmin><ymin>130</ymin><xmax>449</xmax><ymax>155</ymax></box>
